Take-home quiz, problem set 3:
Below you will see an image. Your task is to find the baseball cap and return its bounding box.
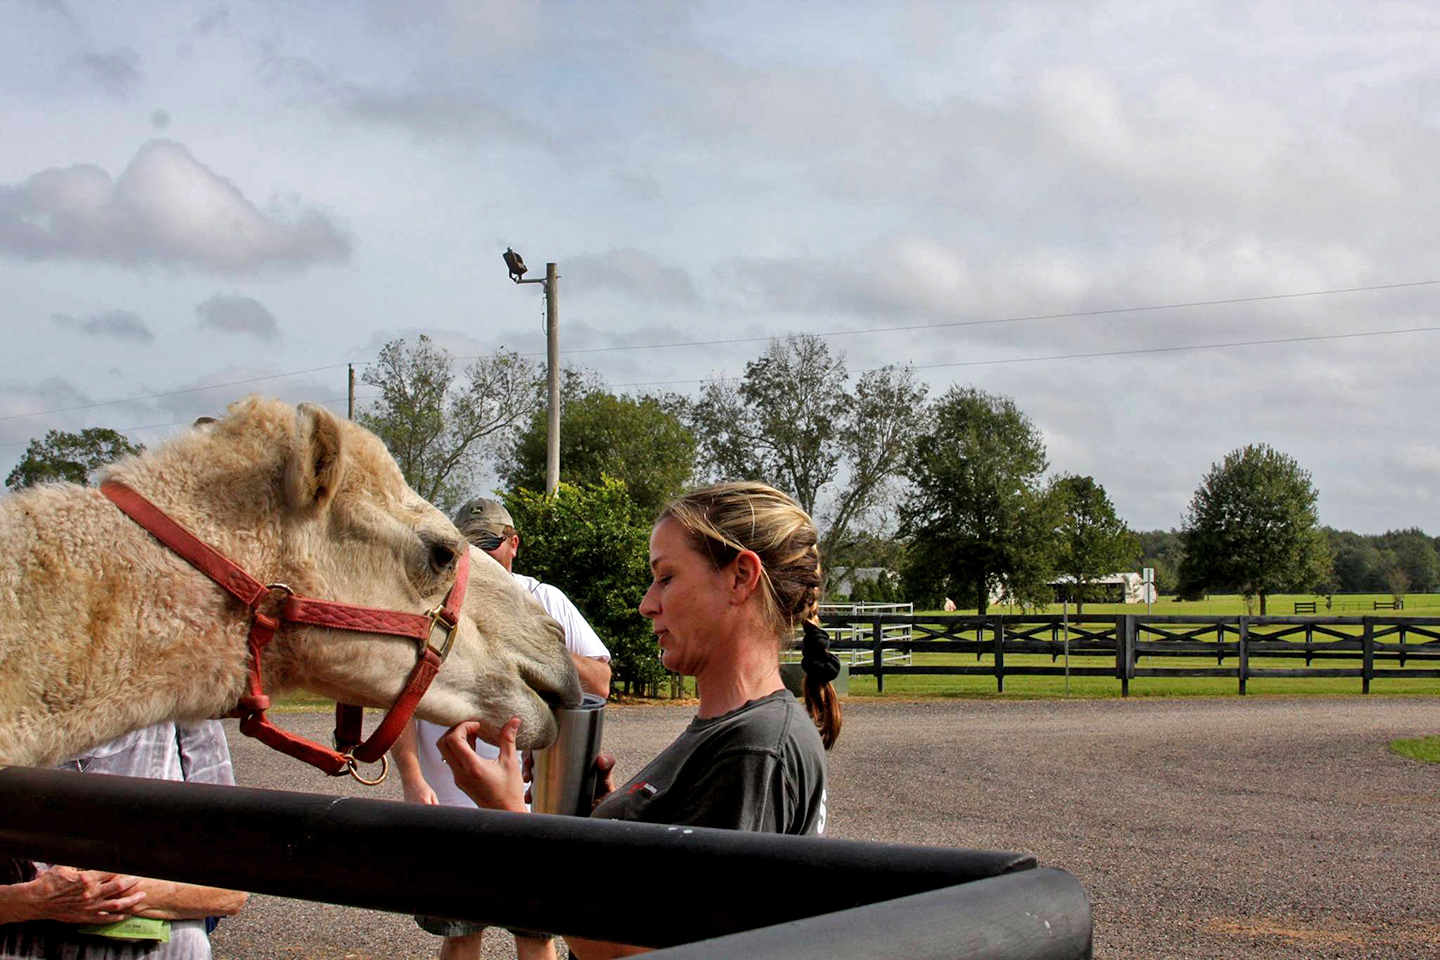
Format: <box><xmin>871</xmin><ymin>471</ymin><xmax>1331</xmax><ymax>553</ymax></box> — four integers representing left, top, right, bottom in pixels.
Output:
<box><xmin>453</xmin><ymin>498</ymin><xmax>514</xmax><ymax>540</ymax></box>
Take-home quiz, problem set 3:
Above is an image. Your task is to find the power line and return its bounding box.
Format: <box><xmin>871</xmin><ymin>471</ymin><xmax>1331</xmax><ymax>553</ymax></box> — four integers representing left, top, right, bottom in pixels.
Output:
<box><xmin>609</xmin><ymin>322</ymin><xmax>1440</xmax><ymax>389</ymax></box>
<box><xmin>525</xmin><ymin>277</ymin><xmax>1440</xmax><ymax>359</ymax></box>
<box><xmin>8</xmin><ymin>276</ymin><xmax>1440</xmax><ymax>428</ymax></box>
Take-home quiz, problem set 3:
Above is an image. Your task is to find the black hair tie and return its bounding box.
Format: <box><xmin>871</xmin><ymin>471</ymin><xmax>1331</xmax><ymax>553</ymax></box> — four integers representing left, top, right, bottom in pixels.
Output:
<box><xmin>801</xmin><ymin>620</ymin><xmax>842</xmax><ymax>683</ymax></box>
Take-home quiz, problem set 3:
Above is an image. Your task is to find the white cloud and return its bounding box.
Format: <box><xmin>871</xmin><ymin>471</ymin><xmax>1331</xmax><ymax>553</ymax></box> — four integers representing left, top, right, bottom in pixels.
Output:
<box><xmin>0</xmin><ymin>140</ymin><xmax>351</xmax><ymax>275</ymax></box>
<box><xmin>196</xmin><ymin>293</ymin><xmax>279</xmax><ymax>340</ymax></box>
<box><xmin>565</xmin><ymin>249</ymin><xmax>699</xmax><ymax>306</ymax></box>
<box><xmin>51</xmin><ymin>309</ymin><xmax>154</xmax><ymax>344</ymax></box>
<box><xmin>75</xmin><ymin>48</ymin><xmax>141</xmax><ymax>99</ymax></box>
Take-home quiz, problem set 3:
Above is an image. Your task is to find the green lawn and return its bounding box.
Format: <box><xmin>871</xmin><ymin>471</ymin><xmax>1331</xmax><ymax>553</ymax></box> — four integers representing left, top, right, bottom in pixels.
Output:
<box><xmin>1390</xmin><ymin>735</ymin><xmax>1440</xmax><ymax>762</ymax></box>
<box><xmin>843</xmin><ymin>650</ymin><xmax>1440</xmax><ymax>699</ymax></box>
<box><xmin>951</xmin><ymin>592</ymin><xmax>1440</xmax><ymax>618</ymax></box>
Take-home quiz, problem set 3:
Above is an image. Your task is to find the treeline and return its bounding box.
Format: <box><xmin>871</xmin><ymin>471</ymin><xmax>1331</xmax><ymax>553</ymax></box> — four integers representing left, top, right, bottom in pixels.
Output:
<box><xmin>1137</xmin><ymin>527</ymin><xmax>1440</xmax><ymax>596</ymax></box>
<box><xmin>10</xmin><ymin>333</ymin><xmax>1431</xmax><ymax>685</ymax></box>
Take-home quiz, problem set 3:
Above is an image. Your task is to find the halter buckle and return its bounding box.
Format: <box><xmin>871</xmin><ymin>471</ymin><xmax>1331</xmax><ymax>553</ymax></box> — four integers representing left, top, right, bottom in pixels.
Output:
<box><xmin>425</xmin><ymin>605</ymin><xmax>460</xmax><ymax>661</ymax></box>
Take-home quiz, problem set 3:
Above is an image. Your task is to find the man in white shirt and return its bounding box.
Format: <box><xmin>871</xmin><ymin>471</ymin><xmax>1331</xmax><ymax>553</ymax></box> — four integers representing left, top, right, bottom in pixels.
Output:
<box><xmin>392</xmin><ymin>498</ymin><xmax>610</xmax><ymax>959</ymax></box>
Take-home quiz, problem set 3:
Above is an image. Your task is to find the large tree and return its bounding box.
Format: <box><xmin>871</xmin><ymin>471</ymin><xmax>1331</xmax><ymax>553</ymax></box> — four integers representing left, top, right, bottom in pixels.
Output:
<box><xmin>688</xmin><ymin>334</ymin><xmax>927</xmax><ymax>570</ymax></box>
<box><xmin>1050</xmin><ymin>475</ymin><xmax>1141</xmax><ymax>614</ymax></box>
<box><xmin>504</xmin><ymin>382</ymin><xmax>695</xmax><ymax>517</ymax></box>
<box><xmin>357</xmin><ymin>335</ymin><xmax>542</xmax><ymax>512</ymax></box>
<box><xmin>1178</xmin><ymin>444</ymin><xmax>1333</xmax><ymax>614</ymax></box>
<box><xmin>503</xmin><ymin>478</ymin><xmax>662</xmax><ymax>692</ymax></box>
<box><xmin>6</xmin><ymin>427</ymin><xmax>143</xmax><ymax>490</ymax></box>
<box><xmin>899</xmin><ymin>386</ymin><xmax>1052</xmax><ymax>613</ymax></box>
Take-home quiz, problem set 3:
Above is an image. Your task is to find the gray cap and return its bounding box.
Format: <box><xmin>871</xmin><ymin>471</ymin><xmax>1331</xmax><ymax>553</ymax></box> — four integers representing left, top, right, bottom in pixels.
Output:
<box><xmin>453</xmin><ymin>498</ymin><xmax>514</xmax><ymax>539</ymax></box>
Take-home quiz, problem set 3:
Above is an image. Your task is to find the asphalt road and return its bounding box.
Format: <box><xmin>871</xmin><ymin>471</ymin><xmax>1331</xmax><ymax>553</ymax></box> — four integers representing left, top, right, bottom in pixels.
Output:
<box><xmin>210</xmin><ymin>696</ymin><xmax>1440</xmax><ymax>959</ymax></box>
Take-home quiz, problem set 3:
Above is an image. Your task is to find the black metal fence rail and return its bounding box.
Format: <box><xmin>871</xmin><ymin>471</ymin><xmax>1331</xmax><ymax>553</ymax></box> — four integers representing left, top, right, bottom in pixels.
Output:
<box><xmin>0</xmin><ymin>768</ymin><xmax>1092</xmax><ymax>960</ymax></box>
<box><xmin>818</xmin><ymin>613</ymin><xmax>1440</xmax><ymax>696</ymax></box>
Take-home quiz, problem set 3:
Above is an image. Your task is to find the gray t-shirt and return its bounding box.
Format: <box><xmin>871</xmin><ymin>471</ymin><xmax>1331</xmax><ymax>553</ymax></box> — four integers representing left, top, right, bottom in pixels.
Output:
<box><xmin>592</xmin><ymin>690</ymin><xmax>828</xmax><ymax>836</ymax></box>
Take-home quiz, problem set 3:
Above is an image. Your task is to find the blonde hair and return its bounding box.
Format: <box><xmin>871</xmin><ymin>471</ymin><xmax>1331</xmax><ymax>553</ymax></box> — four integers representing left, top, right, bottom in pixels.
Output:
<box><xmin>658</xmin><ymin>481</ymin><xmax>842</xmax><ymax>749</ymax></box>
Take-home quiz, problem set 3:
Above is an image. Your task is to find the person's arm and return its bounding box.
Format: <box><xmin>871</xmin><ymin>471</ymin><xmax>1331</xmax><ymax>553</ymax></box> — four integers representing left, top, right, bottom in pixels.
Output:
<box><xmin>128</xmin><ymin>880</ymin><xmax>246</xmax><ymax>921</ymax></box>
<box><xmin>564</xmin><ymin>936</ymin><xmax>651</xmax><ymax>958</ymax></box>
<box><xmin>0</xmin><ymin>867</ymin><xmax>145</xmax><ymax>925</ymax></box>
<box><xmin>391</xmin><ymin>720</ymin><xmax>439</xmax><ymax>805</ymax></box>
<box><xmin>572</xmin><ymin>653</ymin><xmax>611</xmax><ymax>699</ymax></box>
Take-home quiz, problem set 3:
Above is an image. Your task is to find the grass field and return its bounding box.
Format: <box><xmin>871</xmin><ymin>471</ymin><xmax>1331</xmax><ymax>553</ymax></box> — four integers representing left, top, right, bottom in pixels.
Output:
<box><xmin>841</xmin><ymin>651</ymin><xmax>1440</xmax><ymax>699</ymax></box>
<box><xmin>273</xmin><ymin>593</ymin><xmax>1440</xmax><ymax>709</ymax></box>
<box><xmin>941</xmin><ymin>592</ymin><xmax>1440</xmax><ymax>618</ymax></box>
<box><xmin>1390</xmin><ymin>735</ymin><xmax>1440</xmax><ymax>762</ymax></box>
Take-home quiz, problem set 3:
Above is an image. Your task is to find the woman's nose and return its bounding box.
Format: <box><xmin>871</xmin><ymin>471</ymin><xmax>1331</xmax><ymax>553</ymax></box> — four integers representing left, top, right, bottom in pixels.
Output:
<box><xmin>639</xmin><ymin>583</ymin><xmax>659</xmax><ymax>618</ymax></box>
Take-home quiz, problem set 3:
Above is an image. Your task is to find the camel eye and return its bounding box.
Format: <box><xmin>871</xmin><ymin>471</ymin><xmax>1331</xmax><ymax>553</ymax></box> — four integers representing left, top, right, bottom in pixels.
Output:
<box><xmin>427</xmin><ymin>539</ymin><xmax>458</xmax><ymax>574</ymax></box>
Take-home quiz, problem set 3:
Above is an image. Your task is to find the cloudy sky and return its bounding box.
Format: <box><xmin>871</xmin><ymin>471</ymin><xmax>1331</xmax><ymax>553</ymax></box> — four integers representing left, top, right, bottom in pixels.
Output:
<box><xmin>3</xmin><ymin>0</ymin><xmax>1438</xmax><ymax>534</ymax></box>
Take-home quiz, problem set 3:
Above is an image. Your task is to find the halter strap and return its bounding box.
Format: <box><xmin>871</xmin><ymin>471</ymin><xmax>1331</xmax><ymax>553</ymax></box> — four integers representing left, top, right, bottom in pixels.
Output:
<box><xmin>101</xmin><ymin>480</ymin><xmax>468</xmax><ymax>781</ymax></box>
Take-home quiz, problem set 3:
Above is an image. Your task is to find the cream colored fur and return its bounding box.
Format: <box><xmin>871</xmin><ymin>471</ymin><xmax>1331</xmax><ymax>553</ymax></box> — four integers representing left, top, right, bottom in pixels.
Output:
<box><xmin>0</xmin><ymin>397</ymin><xmax>580</xmax><ymax>768</ymax></box>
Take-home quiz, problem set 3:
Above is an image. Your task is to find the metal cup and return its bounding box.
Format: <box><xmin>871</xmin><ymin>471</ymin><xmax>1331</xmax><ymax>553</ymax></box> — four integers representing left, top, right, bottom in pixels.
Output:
<box><xmin>529</xmin><ymin>693</ymin><xmax>606</xmax><ymax>816</ymax></box>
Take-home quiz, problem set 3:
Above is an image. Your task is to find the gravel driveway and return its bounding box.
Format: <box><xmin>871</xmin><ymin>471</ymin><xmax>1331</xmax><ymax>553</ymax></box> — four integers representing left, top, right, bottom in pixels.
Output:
<box><xmin>210</xmin><ymin>696</ymin><xmax>1440</xmax><ymax>959</ymax></box>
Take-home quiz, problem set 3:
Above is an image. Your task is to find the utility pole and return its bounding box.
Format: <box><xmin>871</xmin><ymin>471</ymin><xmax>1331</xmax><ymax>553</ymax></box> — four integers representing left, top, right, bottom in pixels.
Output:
<box><xmin>503</xmin><ymin>248</ymin><xmax>560</xmax><ymax>495</ymax></box>
<box><xmin>347</xmin><ymin>364</ymin><xmax>355</xmax><ymax>420</ymax></box>
<box><xmin>543</xmin><ymin>263</ymin><xmax>559</xmax><ymax>495</ymax></box>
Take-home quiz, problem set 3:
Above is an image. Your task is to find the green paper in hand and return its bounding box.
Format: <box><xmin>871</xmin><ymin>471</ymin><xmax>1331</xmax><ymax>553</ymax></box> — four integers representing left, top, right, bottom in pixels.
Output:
<box><xmin>75</xmin><ymin>916</ymin><xmax>171</xmax><ymax>941</ymax></box>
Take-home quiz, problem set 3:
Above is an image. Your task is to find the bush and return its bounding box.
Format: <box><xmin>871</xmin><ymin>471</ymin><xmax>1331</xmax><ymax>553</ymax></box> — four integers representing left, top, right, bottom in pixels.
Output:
<box><xmin>504</xmin><ymin>477</ymin><xmax>665</xmax><ymax>692</ymax></box>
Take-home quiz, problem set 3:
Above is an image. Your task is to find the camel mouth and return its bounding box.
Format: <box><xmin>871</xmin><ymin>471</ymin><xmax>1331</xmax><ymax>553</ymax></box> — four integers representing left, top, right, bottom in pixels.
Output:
<box><xmin>538</xmin><ymin>688</ymin><xmax>571</xmax><ymax>711</ymax></box>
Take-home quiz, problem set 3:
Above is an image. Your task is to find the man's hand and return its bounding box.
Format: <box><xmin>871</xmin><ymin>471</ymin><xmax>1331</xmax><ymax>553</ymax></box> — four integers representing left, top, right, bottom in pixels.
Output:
<box><xmin>438</xmin><ymin>718</ymin><xmax>528</xmax><ymax>813</ymax></box>
<box><xmin>590</xmin><ymin>752</ymin><xmax>618</xmax><ymax>812</ymax></box>
<box><xmin>401</xmin><ymin>778</ymin><xmax>439</xmax><ymax>805</ymax></box>
<box><xmin>23</xmin><ymin>866</ymin><xmax>147</xmax><ymax>924</ymax></box>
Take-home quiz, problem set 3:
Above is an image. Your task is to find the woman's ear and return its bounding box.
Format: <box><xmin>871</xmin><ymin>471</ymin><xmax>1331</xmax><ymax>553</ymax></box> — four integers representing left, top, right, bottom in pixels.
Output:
<box><xmin>730</xmin><ymin>550</ymin><xmax>764</xmax><ymax>603</ymax></box>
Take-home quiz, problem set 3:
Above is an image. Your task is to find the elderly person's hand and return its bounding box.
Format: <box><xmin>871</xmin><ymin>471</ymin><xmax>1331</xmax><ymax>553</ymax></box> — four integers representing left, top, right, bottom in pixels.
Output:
<box><xmin>16</xmin><ymin>866</ymin><xmax>147</xmax><ymax>924</ymax></box>
<box><xmin>438</xmin><ymin>718</ymin><xmax>528</xmax><ymax>813</ymax></box>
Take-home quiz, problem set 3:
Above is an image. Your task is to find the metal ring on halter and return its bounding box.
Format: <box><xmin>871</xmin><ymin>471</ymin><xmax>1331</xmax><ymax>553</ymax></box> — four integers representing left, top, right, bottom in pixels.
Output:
<box><xmin>346</xmin><ymin>753</ymin><xmax>389</xmax><ymax>786</ymax></box>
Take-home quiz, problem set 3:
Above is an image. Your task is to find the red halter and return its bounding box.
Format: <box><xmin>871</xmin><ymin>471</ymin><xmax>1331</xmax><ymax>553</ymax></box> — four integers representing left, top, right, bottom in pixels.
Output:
<box><xmin>101</xmin><ymin>480</ymin><xmax>469</xmax><ymax>783</ymax></box>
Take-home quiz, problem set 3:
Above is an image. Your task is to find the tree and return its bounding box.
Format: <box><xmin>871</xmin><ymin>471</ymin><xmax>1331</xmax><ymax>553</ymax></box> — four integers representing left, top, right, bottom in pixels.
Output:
<box><xmin>688</xmin><ymin>334</ymin><xmax>927</xmax><ymax>574</ymax></box>
<box><xmin>504</xmin><ymin>382</ymin><xmax>695</xmax><ymax>517</ymax></box>
<box><xmin>1050</xmin><ymin>475</ymin><xmax>1141</xmax><ymax>614</ymax></box>
<box><xmin>1178</xmin><ymin>444</ymin><xmax>1333</xmax><ymax>614</ymax></box>
<box><xmin>357</xmin><ymin>335</ymin><xmax>542</xmax><ymax>512</ymax></box>
<box><xmin>503</xmin><ymin>478</ymin><xmax>664</xmax><ymax>692</ymax></box>
<box><xmin>6</xmin><ymin>428</ymin><xmax>143</xmax><ymax>490</ymax></box>
<box><xmin>1379</xmin><ymin>528</ymin><xmax>1439</xmax><ymax>594</ymax></box>
<box><xmin>1134</xmin><ymin>529</ymin><xmax>1185</xmax><ymax>595</ymax></box>
<box><xmin>899</xmin><ymin>387</ymin><xmax>1052</xmax><ymax>613</ymax></box>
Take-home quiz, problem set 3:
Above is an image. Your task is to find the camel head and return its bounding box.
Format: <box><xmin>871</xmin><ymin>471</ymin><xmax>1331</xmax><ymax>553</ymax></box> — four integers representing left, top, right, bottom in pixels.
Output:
<box><xmin>107</xmin><ymin>397</ymin><xmax>581</xmax><ymax>750</ymax></box>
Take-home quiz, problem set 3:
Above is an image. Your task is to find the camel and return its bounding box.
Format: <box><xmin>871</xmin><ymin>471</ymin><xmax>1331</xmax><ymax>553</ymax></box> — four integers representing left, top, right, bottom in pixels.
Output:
<box><xmin>0</xmin><ymin>396</ymin><xmax>581</xmax><ymax>770</ymax></box>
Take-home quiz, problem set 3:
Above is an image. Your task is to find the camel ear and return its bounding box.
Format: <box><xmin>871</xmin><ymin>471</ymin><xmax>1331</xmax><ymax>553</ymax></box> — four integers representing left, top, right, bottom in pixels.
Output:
<box><xmin>285</xmin><ymin>403</ymin><xmax>347</xmax><ymax>512</ymax></box>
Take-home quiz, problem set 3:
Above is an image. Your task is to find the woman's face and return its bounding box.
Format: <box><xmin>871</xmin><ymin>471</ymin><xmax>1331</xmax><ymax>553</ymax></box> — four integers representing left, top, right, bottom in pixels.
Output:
<box><xmin>640</xmin><ymin>517</ymin><xmax>736</xmax><ymax>677</ymax></box>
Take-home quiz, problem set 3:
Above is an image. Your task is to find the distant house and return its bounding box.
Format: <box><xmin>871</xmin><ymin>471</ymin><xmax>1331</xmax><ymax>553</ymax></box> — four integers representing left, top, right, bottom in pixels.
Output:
<box><xmin>1050</xmin><ymin>573</ymin><xmax>1155</xmax><ymax>605</ymax></box>
<box><xmin>990</xmin><ymin>573</ymin><xmax>1155</xmax><ymax>607</ymax></box>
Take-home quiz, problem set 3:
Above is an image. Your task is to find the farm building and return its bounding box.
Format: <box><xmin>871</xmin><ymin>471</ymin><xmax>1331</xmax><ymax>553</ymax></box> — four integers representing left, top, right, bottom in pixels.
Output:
<box><xmin>1050</xmin><ymin>573</ymin><xmax>1155</xmax><ymax>605</ymax></box>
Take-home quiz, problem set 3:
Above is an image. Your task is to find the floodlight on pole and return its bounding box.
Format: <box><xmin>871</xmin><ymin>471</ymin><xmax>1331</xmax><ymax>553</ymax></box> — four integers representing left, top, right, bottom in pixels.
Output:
<box><xmin>502</xmin><ymin>247</ymin><xmax>560</xmax><ymax>495</ymax></box>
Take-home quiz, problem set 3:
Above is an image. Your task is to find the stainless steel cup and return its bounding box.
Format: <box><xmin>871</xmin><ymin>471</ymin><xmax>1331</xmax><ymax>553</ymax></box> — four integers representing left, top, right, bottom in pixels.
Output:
<box><xmin>529</xmin><ymin>693</ymin><xmax>606</xmax><ymax>816</ymax></box>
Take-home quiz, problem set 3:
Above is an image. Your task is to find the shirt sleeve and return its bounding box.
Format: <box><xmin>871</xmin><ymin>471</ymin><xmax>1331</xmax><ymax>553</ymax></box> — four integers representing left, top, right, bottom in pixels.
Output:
<box><xmin>176</xmin><ymin>720</ymin><xmax>236</xmax><ymax>786</ymax></box>
<box><xmin>534</xmin><ymin>584</ymin><xmax>611</xmax><ymax>661</ymax></box>
<box><xmin>665</xmin><ymin>748</ymin><xmax>784</xmax><ymax>832</ymax></box>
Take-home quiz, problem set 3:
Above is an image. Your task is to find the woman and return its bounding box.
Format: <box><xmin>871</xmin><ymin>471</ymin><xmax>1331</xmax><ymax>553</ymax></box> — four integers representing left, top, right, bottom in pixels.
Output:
<box><xmin>438</xmin><ymin>482</ymin><xmax>843</xmax><ymax>956</ymax></box>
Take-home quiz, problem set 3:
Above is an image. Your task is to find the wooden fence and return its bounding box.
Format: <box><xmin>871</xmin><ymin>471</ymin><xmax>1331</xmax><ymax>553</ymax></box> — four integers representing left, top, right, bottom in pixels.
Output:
<box><xmin>816</xmin><ymin>613</ymin><xmax>1440</xmax><ymax>695</ymax></box>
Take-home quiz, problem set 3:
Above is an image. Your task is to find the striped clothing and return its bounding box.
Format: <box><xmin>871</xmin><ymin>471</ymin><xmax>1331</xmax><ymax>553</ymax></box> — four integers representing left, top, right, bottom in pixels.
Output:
<box><xmin>0</xmin><ymin>721</ymin><xmax>233</xmax><ymax>960</ymax></box>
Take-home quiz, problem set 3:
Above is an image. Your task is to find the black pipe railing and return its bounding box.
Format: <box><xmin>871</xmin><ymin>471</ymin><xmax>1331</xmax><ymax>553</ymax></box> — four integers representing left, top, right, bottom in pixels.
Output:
<box><xmin>0</xmin><ymin>768</ymin><xmax>1092</xmax><ymax>958</ymax></box>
